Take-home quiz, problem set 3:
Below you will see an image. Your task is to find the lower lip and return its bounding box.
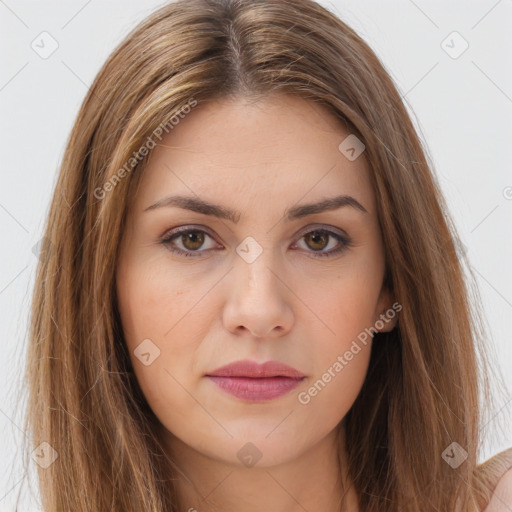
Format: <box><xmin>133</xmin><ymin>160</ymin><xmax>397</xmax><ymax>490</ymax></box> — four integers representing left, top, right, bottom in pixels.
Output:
<box><xmin>206</xmin><ymin>376</ymin><xmax>304</xmax><ymax>401</ymax></box>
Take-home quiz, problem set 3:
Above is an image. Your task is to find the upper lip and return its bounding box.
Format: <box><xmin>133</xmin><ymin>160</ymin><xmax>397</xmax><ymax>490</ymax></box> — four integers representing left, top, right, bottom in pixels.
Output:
<box><xmin>206</xmin><ymin>359</ymin><xmax>305</xmax><ymax>379</ymax></box>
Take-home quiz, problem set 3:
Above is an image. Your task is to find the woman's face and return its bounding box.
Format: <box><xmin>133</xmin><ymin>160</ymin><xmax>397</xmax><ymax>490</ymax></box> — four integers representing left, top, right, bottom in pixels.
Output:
<box><xmin>116</xmin><ymin>94</ymin><xmax>396</xmax><ymax>468</ymax></box>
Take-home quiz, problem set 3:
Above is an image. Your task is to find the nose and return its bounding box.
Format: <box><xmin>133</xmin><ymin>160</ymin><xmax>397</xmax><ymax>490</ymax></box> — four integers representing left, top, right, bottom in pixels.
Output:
<box><xmin>222</xmin><ymin>249</ymin><xmax>294</xmax><ymax>338</ymax></box>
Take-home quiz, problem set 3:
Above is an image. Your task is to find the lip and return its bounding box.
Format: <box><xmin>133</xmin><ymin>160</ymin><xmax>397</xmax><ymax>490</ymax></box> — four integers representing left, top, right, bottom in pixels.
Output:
<box><xmin>206</xmin><ymin>359</ymin><xmax>306</xmax><ymax>402</ymax></box>
<box><xmin>207</xmin><ymin>359</ymin><xmax>305</xmax><ymax>379</ymax></box>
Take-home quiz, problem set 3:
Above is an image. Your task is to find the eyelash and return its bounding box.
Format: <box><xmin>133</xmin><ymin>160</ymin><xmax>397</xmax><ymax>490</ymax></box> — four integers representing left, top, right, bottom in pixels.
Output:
<box><xmin>159</xmin><ymin>225</ymin><xmax>352</xmax><ymax>259</ymax></box>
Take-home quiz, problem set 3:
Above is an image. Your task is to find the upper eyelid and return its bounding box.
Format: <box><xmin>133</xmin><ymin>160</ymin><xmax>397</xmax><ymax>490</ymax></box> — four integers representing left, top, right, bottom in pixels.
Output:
<box><xmin>161</xmin><ymin>223</ymin><xmax>348</xmax><ymax>242</ymax></box>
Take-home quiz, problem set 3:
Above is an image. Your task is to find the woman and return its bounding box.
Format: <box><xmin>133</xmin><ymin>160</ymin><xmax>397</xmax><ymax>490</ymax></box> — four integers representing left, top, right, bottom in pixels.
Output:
<box><xmin>23</xmin><ymin>0</ymin><xmax>511</xmax><ymax>510</ymax></box>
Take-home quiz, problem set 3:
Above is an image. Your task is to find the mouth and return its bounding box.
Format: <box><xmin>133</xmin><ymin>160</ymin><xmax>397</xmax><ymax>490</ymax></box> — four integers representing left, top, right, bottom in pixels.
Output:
<box><xmin>205</xmin><ymin>359</ymin><xmax>306</xmax><ymax>402</ymax></box>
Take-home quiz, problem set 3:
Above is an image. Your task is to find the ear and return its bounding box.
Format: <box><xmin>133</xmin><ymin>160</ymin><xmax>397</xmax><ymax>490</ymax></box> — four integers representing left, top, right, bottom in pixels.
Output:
<box><xmin>373</xmin><ymin>286</ymin><xmax>400</xmax><ymax>333</ymax></box>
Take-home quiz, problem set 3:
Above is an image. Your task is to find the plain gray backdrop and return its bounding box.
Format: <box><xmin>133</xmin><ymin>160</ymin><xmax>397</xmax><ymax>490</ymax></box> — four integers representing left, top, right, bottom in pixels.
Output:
<box><xmin>1</xmin><ymin>0</ymin><xmax>511</xmax><ymax>510</ymax></box>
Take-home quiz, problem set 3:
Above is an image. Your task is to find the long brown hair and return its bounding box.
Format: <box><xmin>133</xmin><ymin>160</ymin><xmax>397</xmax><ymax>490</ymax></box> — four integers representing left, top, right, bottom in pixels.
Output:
<box><xmin>22</xmin><ymin>0</ymin><xmax>508</xmax><ymax>510</ymax></box>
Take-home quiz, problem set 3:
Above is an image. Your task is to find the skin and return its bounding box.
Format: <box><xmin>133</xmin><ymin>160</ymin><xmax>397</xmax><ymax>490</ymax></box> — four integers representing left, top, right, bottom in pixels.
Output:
<box><xmin>116</xmin><ymin>93</ymin><xmax>397</xmax><ymax>512</ymax></box>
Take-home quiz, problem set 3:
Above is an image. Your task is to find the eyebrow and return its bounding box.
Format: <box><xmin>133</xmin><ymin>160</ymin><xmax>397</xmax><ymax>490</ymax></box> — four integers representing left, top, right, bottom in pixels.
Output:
<box><xmin>143</xmin><ymin>194</ymin><xmax>368</xmax><ymax>222</ymax></box>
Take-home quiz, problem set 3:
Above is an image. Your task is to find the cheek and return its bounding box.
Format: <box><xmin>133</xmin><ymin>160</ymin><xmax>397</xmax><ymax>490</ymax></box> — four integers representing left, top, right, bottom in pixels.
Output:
<box><xmin>116</xmin><ymin>255</ymin><xmax>202</xmax><ymax>348</ymax></box>
<box><xmin>115</xmin><ymin>277</ymin><xmax>192</xmax><ymax>434</ymax></box>
<box><xmin>293</xmin><ymin>284</ymin><xmax>374</xmax><ymax>433</ymax></box>
<box><xmin>304</xmin><ymin>288</ymin><xmax>373</xmax><ymax>403</ymax></box>
<box><xmin>311</xmin><ymin>269</ymin><xmax>381</xmax><ymax>346</ymax></box>
<box><xmin>296</xmin><ymin>347</ymin><xmax>371</xmax><ymax>440</ymax></box>
<box><xmin>115</xmin><ymin>257</ymin><xmax>212</xmax><ymax>403</ymax></box>
<box><xmin>294</xmin><ymin>265</ymin><xmax>380</xmax><ymax>412</ymax></box>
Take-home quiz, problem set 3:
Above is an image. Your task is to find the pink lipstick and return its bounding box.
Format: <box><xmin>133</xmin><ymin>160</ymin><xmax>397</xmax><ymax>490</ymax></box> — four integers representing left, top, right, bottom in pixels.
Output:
<box><xmin>206</xmin><ymin>359</ymin><xmax>305</xmax><ymax>401</ymax></box>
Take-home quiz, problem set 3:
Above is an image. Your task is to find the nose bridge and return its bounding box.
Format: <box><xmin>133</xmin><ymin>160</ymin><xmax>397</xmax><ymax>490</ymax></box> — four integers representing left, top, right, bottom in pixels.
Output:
<box><xmin>223</xmin><ymin>236</ymin><xmax>293</xmax><ymax>338</ymax></box>
<box><xmin>236</xmin><ymin>236</ymin><xmax>281</xmax><ymax>297</ymax></box>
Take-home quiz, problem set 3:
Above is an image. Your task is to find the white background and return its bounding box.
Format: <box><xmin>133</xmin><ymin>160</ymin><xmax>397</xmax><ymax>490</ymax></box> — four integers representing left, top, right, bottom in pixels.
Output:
<box><xmin>1</xmin><ymin>0</ymin><xmax>511</xmax><ymax>509</ymax></box>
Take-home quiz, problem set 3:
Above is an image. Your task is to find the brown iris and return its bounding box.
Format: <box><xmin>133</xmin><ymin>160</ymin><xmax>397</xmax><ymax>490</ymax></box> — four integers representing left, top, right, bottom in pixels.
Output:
<box><xmin>303</xmin><ymin>231</ymin><xmax>329</xmax><ymax>251</ymax></box>
<box><xmin>181</xmin><ymin>231</ymin><xmax>205</xmax><ymax>250</ymax></box>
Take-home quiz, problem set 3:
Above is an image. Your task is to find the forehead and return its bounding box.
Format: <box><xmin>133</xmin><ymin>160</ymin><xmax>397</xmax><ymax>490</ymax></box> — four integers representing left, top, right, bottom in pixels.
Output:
<box><xmin>131</xmin><ymin>94</ymin><xmax>376</xmax><ymax>219</ymax></box>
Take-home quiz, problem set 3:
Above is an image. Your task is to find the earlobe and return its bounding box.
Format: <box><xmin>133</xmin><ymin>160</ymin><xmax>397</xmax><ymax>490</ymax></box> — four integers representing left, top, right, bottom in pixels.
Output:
<box><xmin>377</xmin><ymin>310</ymin><xmax>398</xmax><ymax>332</ymax></box>
<box><xmin>374</xmin><ymin>287</ymin><xmax>399</xmax><ymax>333</ymax></box>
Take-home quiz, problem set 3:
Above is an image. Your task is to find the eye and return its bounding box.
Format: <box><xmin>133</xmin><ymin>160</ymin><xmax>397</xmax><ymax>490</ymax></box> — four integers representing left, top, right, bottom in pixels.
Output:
<box><xmin>160</xmin><ymin>225</ymin><xmax>352</xmax><ymax>258</ymax></box>
<box><xmin>291</xmin><ymin>228</ymin><xmax>351</xmax><ymax>258</ymax></box>
<box><xmin>160</xmin><ymin>226</ymin><xmax>219</xmax><ymax>257</ymax></box>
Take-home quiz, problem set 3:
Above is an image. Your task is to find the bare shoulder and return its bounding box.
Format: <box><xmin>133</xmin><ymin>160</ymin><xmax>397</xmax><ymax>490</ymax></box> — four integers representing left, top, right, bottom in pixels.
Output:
<box><xmin>483</xmin><ymin>467</ymin><xmax>512</xmax><ymax>512</ymax></box>
<box><xmin>479</xmin><ymin>447</ymin><xmax>512</xmax><ymax>512</ymax></box>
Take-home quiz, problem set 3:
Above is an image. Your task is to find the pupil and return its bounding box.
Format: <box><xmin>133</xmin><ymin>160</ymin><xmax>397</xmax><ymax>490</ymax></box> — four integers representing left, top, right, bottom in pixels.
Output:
<box><xmin>183</xmin><ymin>231</ymin><xmax>204</xmax><ymax>250</ymax></box>
<box><xmin>307</xmin><ymin>232</ymin><xmax>327</xmax><ymax>250</ymax></box>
